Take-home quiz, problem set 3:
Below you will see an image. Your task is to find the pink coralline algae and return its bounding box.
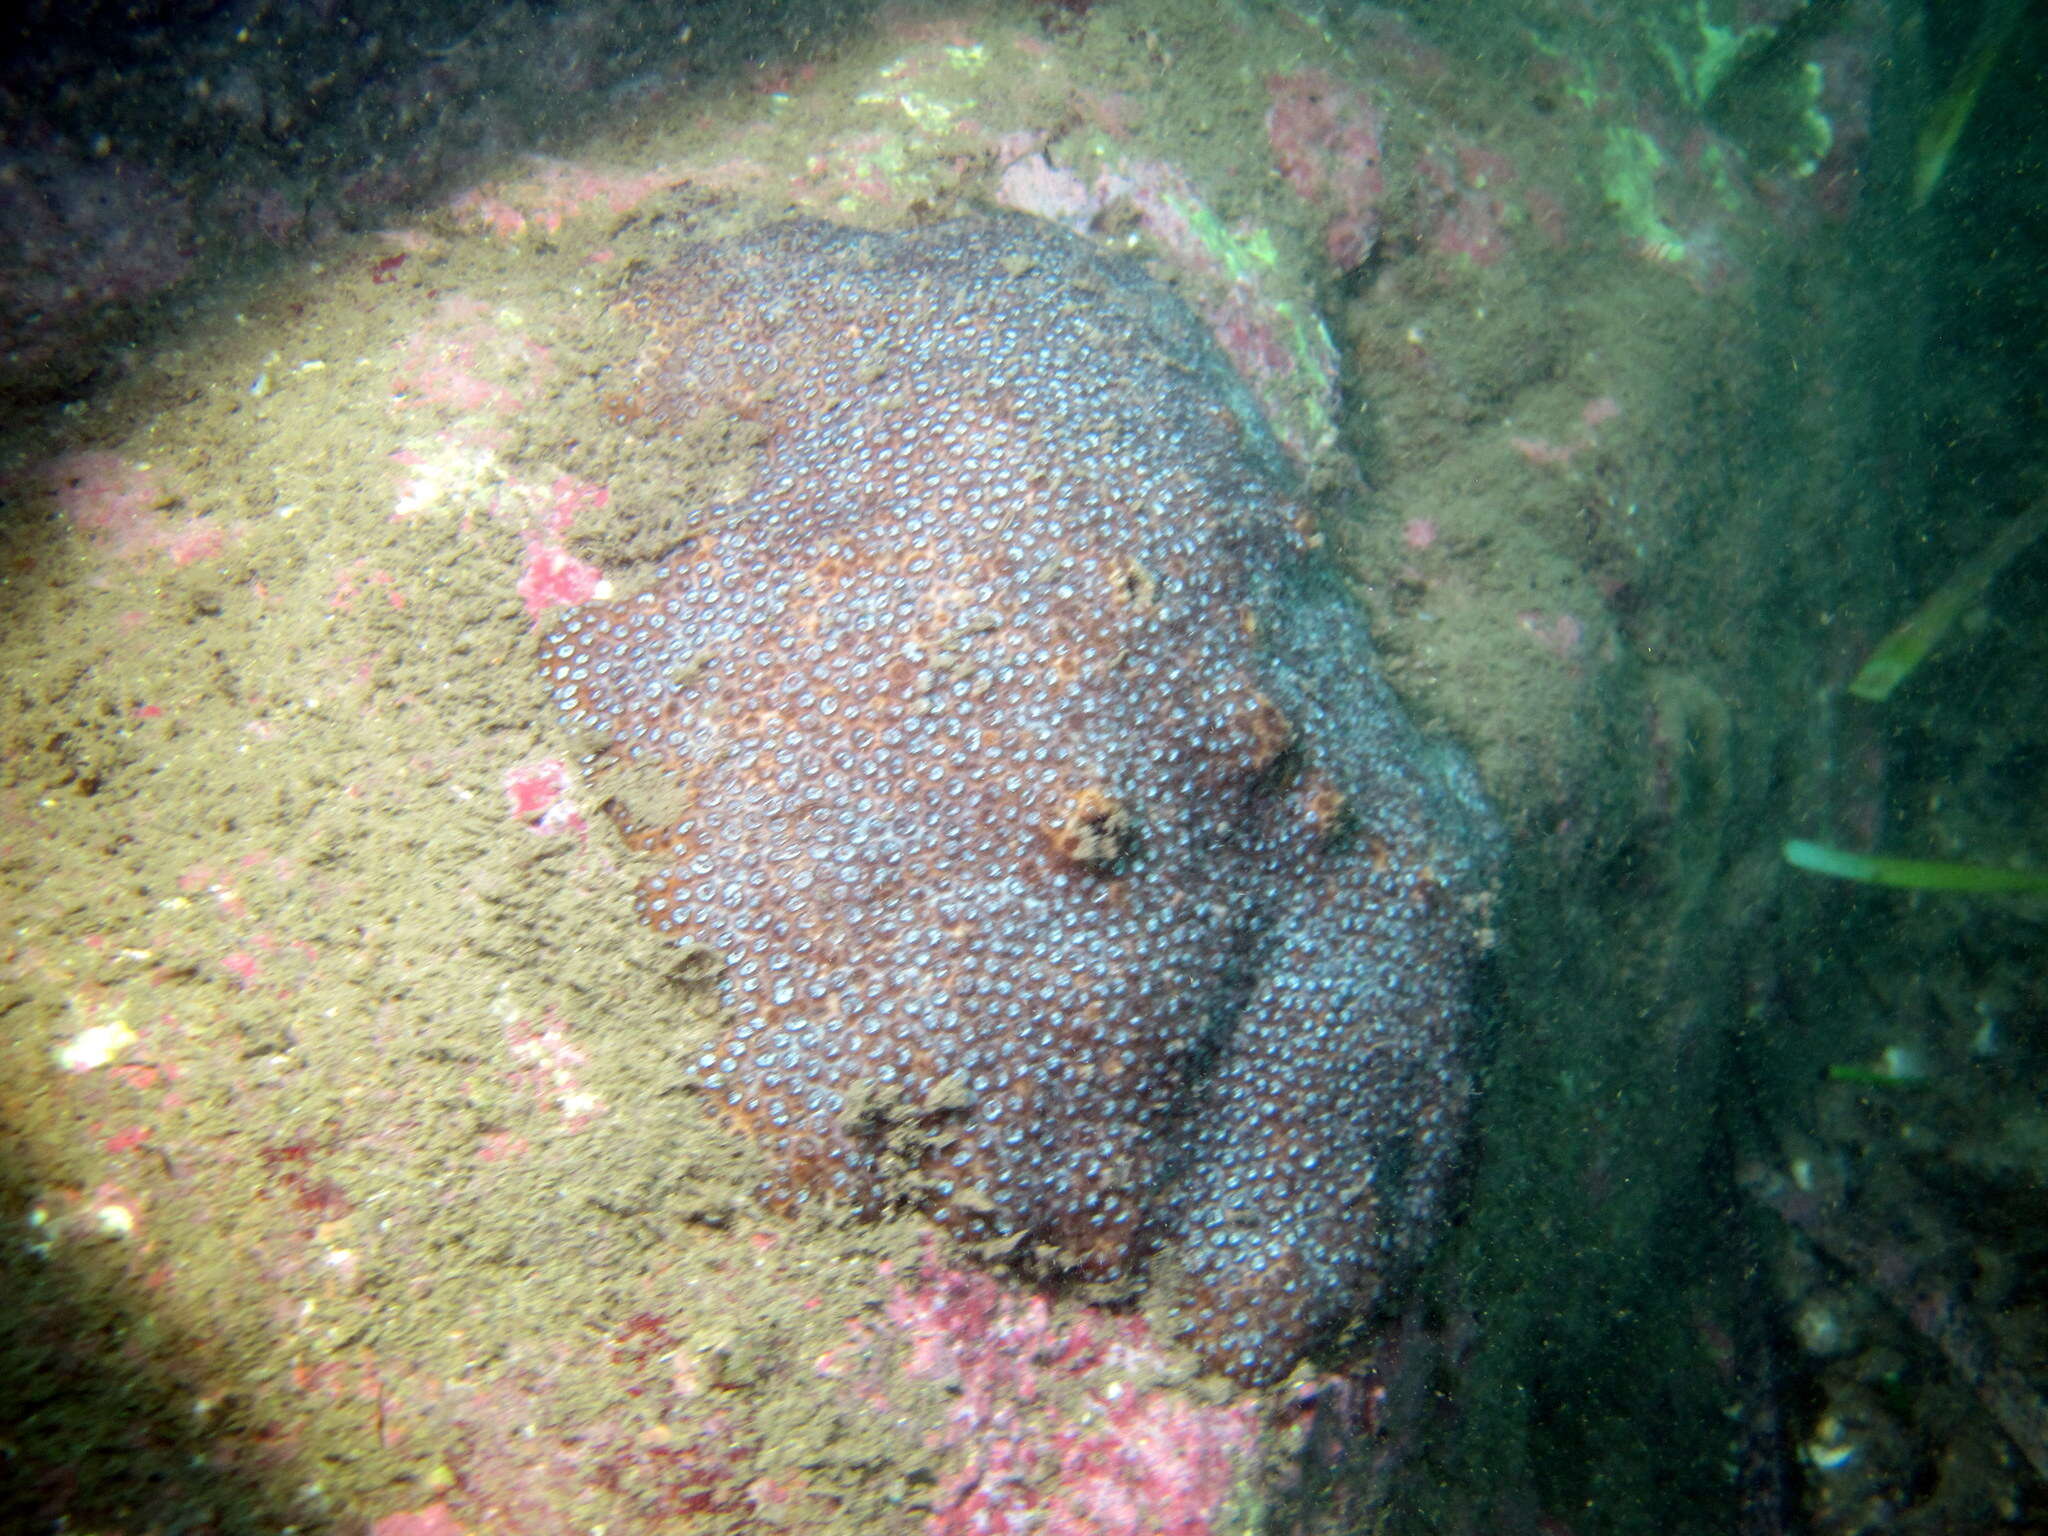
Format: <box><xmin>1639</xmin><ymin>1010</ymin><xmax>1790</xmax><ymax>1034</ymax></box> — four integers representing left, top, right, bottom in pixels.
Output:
<box><xmin>450</xmin><ymin>158</ymin><xmax>677</xmax><ymax>240</ymax></box>
<box><xmin>539</xmin><ymin>215</ymin><xmax>1501</xmax><ymax>1384</ymax></box>
<box><xmin>1266</xmin><ymin>71</ymin><xmax>1387</xmax><ymax>272</ymax></box>
<box><xmin>45</xmin><ymin>452</ymin><xmax>230</xmax><ymax>568</ymax></box>
<box><xmin>995</xmin><ymin>152</ymin><xmax>1101</xmax><ymax>232</ymax></box>
<box><xmin>1417</xmin><ymin>144</ymin><xmax>1515</xmax><ymax>268</ymax></box>
<box><xmin>864</xmin><ymin>1244</ymin><xmax>1258</xmax><ymax>1535</ymax></box>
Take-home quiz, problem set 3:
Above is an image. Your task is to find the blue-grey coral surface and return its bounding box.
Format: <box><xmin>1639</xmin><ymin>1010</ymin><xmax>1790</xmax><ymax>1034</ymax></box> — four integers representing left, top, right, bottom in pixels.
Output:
<box><xmin>539</xmin><ymin>214</ymin><xmax>1501</xmax><ymax>1384</ymax></box>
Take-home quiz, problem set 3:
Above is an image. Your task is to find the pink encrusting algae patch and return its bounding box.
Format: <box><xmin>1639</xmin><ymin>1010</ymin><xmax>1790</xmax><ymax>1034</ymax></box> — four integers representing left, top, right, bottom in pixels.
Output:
<box><xmin>305</xmin><ymin>1307</ymin><xmax>775</xmax><ymax>1530</ymax></box>
<box><xmin>43</xmin><ymin>451</ymin><xmax>236</xmax><ymax>567</ymax></box>
<box><xmin>1509</xmin><ymin>395</ymin><xmax>1623</xmax><ymax>468</ymax></box>
<box><xmin>1519</xmin><ymin>610</ymin><xmax>1587</xmax><ymax>661</ymax></box>
<box><xmin>992</xmin><ymin>152</ymin><xmax>1224</xmax><ymax>279</ymax></box>
<box><xmin>391</xmin><ymin>296</ymin><xmax>555</xmax><ymax>419</ymax></box>
<box><xmin>517</xmin><ymin>540</ymin><xmax>605</xmax><ymax>615</ymax></box>
<box><xmin>329</xmin><ymin>559</ymin><xmax>407</xmax><ymax>612</ymax></box>
<box><xmin>1509</xmin><ymin>435</ymin><xmax>1575</xmax><ymax>468</ymax></box>
<box><xmin>996</xmin><ymin>152</ymin><xmax>1100</xmax><ymax>232</ymax></box>
<box><xmin>1580</xmin><ymin>395</ymin><xmax>1622</xmax><ymax>430</ymax></box>
<box><xmin>381</xmin><ymin>285</ymin><xmax>611</xmax><ymax>602</ymax></box>
<box><xmin>1417</xmin><ymin>143</ymin><xmax>1516</xmax><ymax>267</ymax></box>
<box><xmin>371</xmin><ymin>1504</ymin><xmax>470</xmax><ymax>1536</ymax></box>
<box><xmin>517</xmin><ymin>474</ymin><xmax>609</xmax><ymax>616</ymax></box>
<box><xmin>1265</xmin><ymin>70</ymin><xmax>1386</xmax><ymax>271</ymax></box>
<box><xmin>826</xmin><ymin>1242</ymin><xmax>1259</xmax><ymax>1536</ymax></box>
<box><xmin>449</xmin><ymin>158</ymin><xmax>678</xmax><ymax>239</ymax></box>
<box><xmin>502</xmin><ymin>758</ymin><xmax>586</xmax><ymax>837</ymax></box>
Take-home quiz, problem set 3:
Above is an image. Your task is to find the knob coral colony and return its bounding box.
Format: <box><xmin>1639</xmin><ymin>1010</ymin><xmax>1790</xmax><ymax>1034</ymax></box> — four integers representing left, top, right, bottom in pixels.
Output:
<box><xmin>537</xmin><ymin>214</ymin><xmax>1501</xmax><ymax>1386</ymax></box>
